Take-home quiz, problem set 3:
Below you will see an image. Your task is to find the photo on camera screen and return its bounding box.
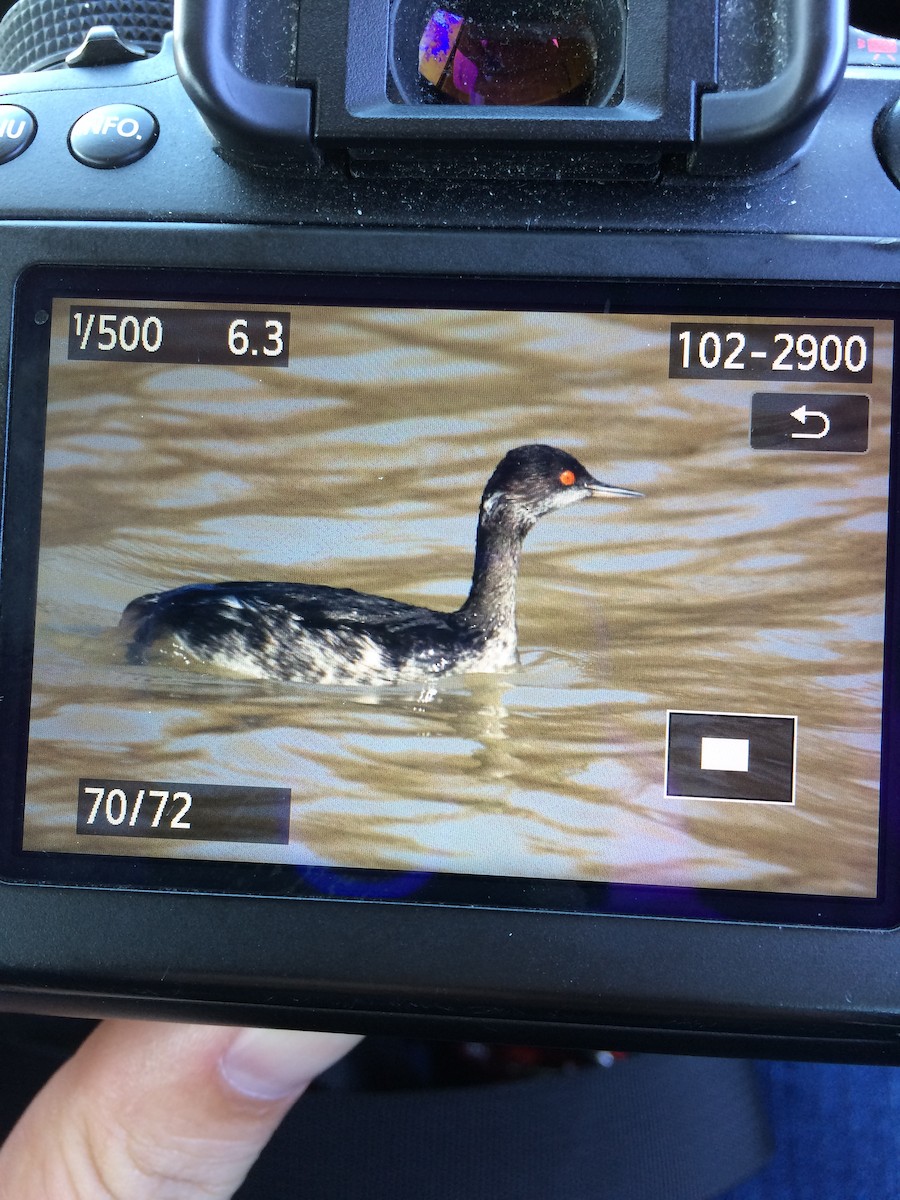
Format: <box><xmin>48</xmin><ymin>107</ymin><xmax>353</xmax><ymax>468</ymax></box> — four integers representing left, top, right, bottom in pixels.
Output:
<box><xmin>20</xmin><ymin>298</ymin><xmax>892</xmax><ymax>904</ymax></box>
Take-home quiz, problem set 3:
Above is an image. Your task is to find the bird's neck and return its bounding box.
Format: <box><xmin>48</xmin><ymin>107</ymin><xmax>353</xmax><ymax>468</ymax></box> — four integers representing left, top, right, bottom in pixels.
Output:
<box><xmin>458</xmin><ymin>506</ymin><xmax>530</xmax><ymax>636</ymax></box>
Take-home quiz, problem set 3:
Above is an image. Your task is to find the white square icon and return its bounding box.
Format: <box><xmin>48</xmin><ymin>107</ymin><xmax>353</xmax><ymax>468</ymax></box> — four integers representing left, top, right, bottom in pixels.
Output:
<box><xmin>666</xmin><ymin>711</ymin><xmax>797</xmax><ymax>804</ymax></box>
<box><xmin>700</xmin><ymin>736</ymin><xmax>749</xmax><ymax>773</ymax></box>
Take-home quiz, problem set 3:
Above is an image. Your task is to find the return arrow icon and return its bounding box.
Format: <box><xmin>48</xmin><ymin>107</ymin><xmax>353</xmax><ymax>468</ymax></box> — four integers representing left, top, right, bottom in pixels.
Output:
<box><xmin>750</xmin><ymin>394</ymin><xmax>868</xmax><ymax>453</ymax></box>
<box><xmin>790</xmin><ymin>404</ymin><xmax>831</xmax><ymax>439</ymax></box>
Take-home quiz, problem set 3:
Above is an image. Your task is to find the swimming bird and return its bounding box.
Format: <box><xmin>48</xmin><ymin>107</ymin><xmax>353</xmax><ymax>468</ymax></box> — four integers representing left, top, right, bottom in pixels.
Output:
<box><xmin>121</xmin><ymin>444</ymin><xmax>640</xmax><ymax>685</ymax></box>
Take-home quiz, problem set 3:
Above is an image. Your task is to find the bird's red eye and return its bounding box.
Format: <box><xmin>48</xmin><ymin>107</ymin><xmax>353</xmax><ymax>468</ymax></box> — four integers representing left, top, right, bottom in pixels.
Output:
<box><xmin>559</xmin><ymin>469</ymin><xmax>576</xmax><ymax>486</ymax></box>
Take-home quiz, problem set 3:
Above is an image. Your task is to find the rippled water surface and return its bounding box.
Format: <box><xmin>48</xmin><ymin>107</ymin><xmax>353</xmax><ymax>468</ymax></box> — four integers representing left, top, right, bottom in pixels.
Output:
<box><xmin>23</xmin><ymin>305</ymin><xmax>892</xmax><ymax>896</ymax></box>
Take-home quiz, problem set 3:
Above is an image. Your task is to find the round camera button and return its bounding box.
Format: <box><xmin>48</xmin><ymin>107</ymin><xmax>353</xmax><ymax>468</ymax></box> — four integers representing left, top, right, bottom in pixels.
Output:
<box><xmin>0</xmin><ymin>105</ymin><xmax>37</xmax><ymax>165</ymax></box>
<box><xmin>69</xmin><ymin>104</ymin><xmax>158</xmax><ymax>169</ymax></box>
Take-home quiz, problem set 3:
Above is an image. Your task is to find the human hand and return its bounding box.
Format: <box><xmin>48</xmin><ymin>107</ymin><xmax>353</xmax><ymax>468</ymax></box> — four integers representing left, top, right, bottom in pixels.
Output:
<box><xmin>0</xmin><ymin>1019</ymin><xmax>361</xmax><ymax>1200</ymax></box>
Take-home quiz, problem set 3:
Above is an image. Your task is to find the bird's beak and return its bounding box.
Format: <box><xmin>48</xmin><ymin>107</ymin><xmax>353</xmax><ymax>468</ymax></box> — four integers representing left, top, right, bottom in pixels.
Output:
<box><xmin>584</xmin><ymin>476</ymin><xmax>643</xmax><ymax>498</ymax></box>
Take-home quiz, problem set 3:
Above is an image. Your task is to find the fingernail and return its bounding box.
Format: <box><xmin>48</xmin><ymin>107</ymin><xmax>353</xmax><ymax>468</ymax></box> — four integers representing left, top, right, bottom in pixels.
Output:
<box><xmin>220</xmin><ymin>1028</ymin><xmax>361</xmax><ymax>1101</ymax></box>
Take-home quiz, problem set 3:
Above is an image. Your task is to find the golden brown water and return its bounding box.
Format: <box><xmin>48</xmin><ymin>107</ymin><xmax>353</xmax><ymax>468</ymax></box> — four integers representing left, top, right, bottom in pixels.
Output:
<box><xmin>23</xmin><ymin>304</ymin><xmax>892</xmax><ymax>896</ymax></box>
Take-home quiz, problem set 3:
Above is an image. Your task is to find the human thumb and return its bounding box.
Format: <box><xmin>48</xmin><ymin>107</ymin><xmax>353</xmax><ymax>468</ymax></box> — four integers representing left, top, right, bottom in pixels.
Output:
<box><xmin>0</xmin><ymin>1019</ymin><xmax>361</xmax><ymax>1200</ymax></box>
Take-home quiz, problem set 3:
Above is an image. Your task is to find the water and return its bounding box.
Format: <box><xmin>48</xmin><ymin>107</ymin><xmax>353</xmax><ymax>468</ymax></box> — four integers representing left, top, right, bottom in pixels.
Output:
<box><xmin>23</xmin><ymin>305</ymin><xmax>891</xmax><ymax>897</ymax></box>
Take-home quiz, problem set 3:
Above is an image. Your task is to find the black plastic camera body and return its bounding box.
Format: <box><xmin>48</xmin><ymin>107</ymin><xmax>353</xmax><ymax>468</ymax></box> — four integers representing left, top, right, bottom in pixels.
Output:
<box><xmin>2</xmin><ymin>0</ymin><xmax>900</xmax><ymax>1062</ymax></box>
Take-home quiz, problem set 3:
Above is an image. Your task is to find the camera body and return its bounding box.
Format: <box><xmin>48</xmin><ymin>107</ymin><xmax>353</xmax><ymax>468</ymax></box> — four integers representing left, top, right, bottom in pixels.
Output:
<box><xmin>2</xmin><ymin>0</ymin><xmax>900</xmax><ymax>1060</ymax></box>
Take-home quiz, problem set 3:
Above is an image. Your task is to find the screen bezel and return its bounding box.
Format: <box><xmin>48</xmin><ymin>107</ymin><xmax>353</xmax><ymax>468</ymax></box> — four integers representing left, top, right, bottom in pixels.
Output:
<box><xmin>2</xmin><ymin>264</ymin><xmax>898</xmax><ymax>930</ymax></box>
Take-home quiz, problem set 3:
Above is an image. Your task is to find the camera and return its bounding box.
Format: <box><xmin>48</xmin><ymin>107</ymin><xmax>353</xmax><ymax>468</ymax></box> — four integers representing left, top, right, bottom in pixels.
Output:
<box><xmin>1</xmin><ymin>0</ymin><xmax>900</xmax><ymax>1061</ymax></box>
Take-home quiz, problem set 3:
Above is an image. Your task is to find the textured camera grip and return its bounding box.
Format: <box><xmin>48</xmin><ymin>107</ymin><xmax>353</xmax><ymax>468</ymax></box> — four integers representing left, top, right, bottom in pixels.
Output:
<box><xmin>0</xmin><ymin>0</ymin><xmax>173</xmax><ymax>74</ymax></box>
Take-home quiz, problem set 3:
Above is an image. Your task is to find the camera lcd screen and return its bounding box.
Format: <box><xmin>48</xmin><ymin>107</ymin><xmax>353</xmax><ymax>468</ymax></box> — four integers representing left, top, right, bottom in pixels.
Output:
<box><xmin>3</xmin><ymin>270</ymin><xmax>897</xmax><ymax>927</ymax></box>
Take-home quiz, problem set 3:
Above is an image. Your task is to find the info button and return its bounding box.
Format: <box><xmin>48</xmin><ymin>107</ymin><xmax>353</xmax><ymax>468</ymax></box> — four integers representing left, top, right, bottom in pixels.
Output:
<box><xmin>69</xmin><ymin>104</ymin><xmax>158</xmax><ymax>169</ymax></box>
<box><xmin>750</xmin><ymin>393</ymin><xmax>869</xmax><ymax>453</ymax></box>
<box><xmin>665</xmin><ymin>711</ymin><xmax>797</xmax><ymax>804</ymax></box>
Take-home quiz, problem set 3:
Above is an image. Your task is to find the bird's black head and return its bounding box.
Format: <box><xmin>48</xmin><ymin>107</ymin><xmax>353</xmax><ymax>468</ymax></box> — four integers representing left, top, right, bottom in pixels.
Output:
<box><xmin>480</xmin><ymin>444</ymin><xmax>640</xmax><ymax>529</ymax></box>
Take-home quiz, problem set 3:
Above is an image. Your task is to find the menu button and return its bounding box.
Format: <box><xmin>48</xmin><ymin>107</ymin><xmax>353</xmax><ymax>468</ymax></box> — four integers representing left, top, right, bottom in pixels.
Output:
<box><xmin>0</xmin><ymin>105</ymin><xmax>36</xmax><ymax>165</ymax></box>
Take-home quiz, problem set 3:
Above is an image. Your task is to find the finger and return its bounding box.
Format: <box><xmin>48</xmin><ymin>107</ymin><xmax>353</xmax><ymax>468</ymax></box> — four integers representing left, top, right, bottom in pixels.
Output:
<box><xmin>0</xmin><ymin>1019</ymin><xmax>361</xmax><ymax>1200</ymax></box>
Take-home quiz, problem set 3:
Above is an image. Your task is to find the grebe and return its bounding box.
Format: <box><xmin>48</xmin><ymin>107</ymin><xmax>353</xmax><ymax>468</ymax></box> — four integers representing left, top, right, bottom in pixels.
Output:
<box><xmin>121</xmin><ymin>444</ymin><xmax>640</xmax><ymax>685</ymax></box>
